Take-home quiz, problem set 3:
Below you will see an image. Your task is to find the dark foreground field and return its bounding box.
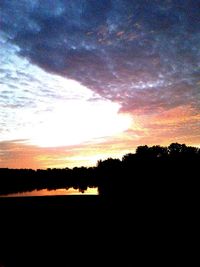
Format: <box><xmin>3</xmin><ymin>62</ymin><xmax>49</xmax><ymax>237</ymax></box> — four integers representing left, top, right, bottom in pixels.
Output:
<box><xmin>0</xmin><ymin>195</ymin><xmax>103</xmax><ymax>211</ymax></box>
<box><xmin>1</xmin><ymin>143</ymin><xmax>198</xmax><ymax>266</ymax></box>
<box><xmin>0</xmin><ymin>193</ymin><xmax>191</xmax><ymax>267</ymax></box>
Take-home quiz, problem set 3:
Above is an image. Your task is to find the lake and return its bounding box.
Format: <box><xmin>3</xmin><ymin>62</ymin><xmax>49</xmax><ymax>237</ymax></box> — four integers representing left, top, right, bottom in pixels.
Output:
<box><xmin>0</xmin><ymin>187</ymin><xmax>98</xmax><ymax>197</ymax></box>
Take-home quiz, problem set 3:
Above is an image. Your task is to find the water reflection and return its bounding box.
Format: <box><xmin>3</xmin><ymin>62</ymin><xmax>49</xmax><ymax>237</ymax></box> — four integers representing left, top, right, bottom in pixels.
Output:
<box><xmin>1</xmin><ymin>187</ymin><xmax>98</xmax><ymax>197</ymax></box>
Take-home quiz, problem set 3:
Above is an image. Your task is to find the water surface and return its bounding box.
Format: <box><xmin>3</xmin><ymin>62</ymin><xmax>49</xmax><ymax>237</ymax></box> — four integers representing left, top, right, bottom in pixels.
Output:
<box><xmin>0</xmin><ymin>187</ymin><xmax>98</xmax><ymax>197</ymax></box>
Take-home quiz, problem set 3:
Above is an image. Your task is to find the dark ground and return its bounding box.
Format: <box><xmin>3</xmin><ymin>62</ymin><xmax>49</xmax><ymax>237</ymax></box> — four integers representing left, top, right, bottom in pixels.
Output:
<box><xmin>0</xmin><ymin>193</ymin><xmax>192</xmax><ymax>267</ymax></box>
<box><xmin>1</xmin><ymin>145</ymin><xmax>198</xmax><ymax>266</ymax></box>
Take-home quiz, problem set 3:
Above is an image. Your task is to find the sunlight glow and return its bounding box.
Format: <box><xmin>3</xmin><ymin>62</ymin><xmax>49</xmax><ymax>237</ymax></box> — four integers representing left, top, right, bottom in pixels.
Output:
<box><xmin>28</xmin><ymin>100</ymin><xmax>132</xmax><ymax>147</ymax></box>
<box><xmin>0</xmin><ymin>39</ymin><xmax>132</xmax><ymax>148</ymax></box>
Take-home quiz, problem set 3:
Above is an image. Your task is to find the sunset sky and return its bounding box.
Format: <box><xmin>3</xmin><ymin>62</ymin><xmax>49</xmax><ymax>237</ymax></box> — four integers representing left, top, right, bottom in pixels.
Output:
<box><xmin>1</xmin><ymin>0</ymin><xmax>200</xmax><ymax>169</ymax></box>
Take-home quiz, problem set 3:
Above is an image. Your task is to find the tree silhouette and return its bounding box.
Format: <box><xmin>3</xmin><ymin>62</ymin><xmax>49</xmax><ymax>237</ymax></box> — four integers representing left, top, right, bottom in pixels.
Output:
<box><xmin>168</xmin><ymin>142</ymin><xmax>185</xmax><ymax>157</ymax></box>
<box><xmin>0</xmin><ymin>142</ymin><xmax>199</xmax><ymax>197</ymax></box>
<box><xmin>136</xmin><ymin>145</ymin><xmax>149</xmax><ymax>158</ymax></box>
<box><xmin>148</xmin><ymin>145</ymin><xmax>168</xmax><ymax>158</ymax></box>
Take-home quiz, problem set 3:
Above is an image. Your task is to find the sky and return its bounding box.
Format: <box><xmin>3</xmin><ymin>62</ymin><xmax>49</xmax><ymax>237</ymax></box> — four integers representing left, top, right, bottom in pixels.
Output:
<box><xmin>0</xmin><ymin>0</ymin><xmax>200</xmax><ymax>169</ymax></box>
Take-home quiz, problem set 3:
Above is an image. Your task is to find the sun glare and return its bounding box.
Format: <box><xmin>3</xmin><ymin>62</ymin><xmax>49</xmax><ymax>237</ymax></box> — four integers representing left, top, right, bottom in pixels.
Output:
<box><xmin>0</xmin><ymin>42</ymin><xmax>132</xmax><ymax>149</ymax></box>
<box><xmin>28</xmin><ymin>99</ymin><xmax>132</xmax><ymax>147</ymax></box>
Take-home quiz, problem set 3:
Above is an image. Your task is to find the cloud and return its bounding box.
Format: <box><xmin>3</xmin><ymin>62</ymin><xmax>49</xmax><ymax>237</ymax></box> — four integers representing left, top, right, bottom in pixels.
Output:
<box><xmin>0</xmin><ymin>1</ymin><xmax>200</xmax><ymax>168</ymax></box>
<box><xmin>1</xmin><ymin>38</ymin><xmax>133</xmax><ymax>147</ymax></box>
<box><xmin>0</xmin><ymin>140</ymin><xmax>39</xmax><ymax>169</ymax></box>
<box><xmin>0</xmin><ymin>138</ymin><xmax>129</xmax><ymax>169</ymax></box>
<box><xmin>1</xmin><ymin>0</ymin><xmax>200</xmax><ymax>113</ymax></box>
<box><xmin>1</xmin><ymin>102</ymin><xmax>199</xmax><ymax>169</ymax></box>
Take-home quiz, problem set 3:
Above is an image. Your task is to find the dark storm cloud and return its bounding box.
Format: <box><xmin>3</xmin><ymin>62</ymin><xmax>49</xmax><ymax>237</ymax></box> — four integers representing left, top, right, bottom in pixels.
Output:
<box><xmin>1</xmin><ymin>0</ymin><xmax>200</xmax><ymax>112</ymax></box>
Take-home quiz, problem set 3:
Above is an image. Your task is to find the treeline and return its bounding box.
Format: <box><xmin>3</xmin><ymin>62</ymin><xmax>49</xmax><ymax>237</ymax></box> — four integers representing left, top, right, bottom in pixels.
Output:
<box><xmin>97</xmin><ymin>143</ymin><xmax>199</xmax><ymax>198</ymax></box>
<box><xmin>0</xmin><ymin>143</ymin><xmax>199</xmax><ymax>196</ymax></box>
<box><xmin>0</xmin><ymin>167</ymin><xmax>98</xmax><ymax>195</ymax></box>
